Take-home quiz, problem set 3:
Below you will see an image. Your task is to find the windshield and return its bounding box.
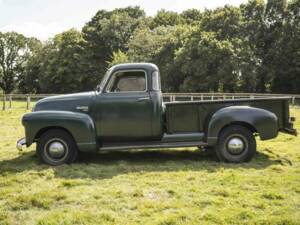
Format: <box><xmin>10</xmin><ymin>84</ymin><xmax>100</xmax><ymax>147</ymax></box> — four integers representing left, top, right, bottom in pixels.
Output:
<box><xmin>98</xmin><ymin>69</ymin><xmax>112</xmax><ymax>92</ymax></box>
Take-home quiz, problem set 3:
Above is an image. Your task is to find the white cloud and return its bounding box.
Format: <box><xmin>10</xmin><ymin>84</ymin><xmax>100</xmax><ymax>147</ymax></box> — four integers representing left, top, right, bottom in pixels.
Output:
<box><xmin>0</xmin><ymin>22</ymin><xmax>66</xmax><ymax>40</ymax></box>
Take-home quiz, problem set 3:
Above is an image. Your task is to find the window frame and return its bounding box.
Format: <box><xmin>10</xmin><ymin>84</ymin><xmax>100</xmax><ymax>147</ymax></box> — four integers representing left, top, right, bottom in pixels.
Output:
<box><xmin>152</xmin><ymin>71</ymin><xmax>161</xmax><ymax>91</ymax></box>
<box><xmin>104</xmin><ymin>69</ymin><xmax>148</xmax><ymax>93</ymax></box>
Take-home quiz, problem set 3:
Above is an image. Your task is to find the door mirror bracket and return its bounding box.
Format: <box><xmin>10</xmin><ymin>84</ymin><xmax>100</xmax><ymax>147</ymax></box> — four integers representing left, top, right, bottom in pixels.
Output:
<box><xmin>96</xmin><ymin>85</ymin><xmax>101</xmax><ymax>93</ymax></box>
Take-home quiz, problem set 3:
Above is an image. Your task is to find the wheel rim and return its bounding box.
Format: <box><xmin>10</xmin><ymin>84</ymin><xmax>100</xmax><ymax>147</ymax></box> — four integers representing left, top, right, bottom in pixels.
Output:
<box><xmin>226</xmin><ymin>136</ymin><xmax>246</xmax><ymax>155</ymax></box>
<box><xmin>48</xmin><ymin>142</ymin><xmax>65</xmax><ymax>158</ymax></box>
<box><xmin>44</xmin><ymin>138</ymin><xmax>68</xmax><ymax>162</ymax></box>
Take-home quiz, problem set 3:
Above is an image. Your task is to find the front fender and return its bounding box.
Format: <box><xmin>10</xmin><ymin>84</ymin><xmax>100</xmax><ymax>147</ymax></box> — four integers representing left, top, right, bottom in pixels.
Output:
<box><xmin>22</xmin><ymin>111</ymin><xmax>97</xmax><ymax>152</ymax></box>
<box><xmin>206</xmin><ymin>106</ymin><xmax>278</xmax><ymax>145</ymax></box>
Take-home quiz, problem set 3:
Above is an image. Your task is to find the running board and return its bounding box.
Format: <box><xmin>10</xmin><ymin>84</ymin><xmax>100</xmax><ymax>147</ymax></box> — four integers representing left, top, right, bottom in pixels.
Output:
<box><xmin>99</xmin><ymin>141</ymin><xmax>208</xmax><ymax>151</ymax></box>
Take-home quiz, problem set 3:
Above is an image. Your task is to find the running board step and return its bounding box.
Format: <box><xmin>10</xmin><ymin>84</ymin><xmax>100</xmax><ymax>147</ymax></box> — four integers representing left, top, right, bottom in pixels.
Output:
<box><xmin>99</xmin><ymin>141</ymin><xmax>208</xmax><ymax>151</ymax></box>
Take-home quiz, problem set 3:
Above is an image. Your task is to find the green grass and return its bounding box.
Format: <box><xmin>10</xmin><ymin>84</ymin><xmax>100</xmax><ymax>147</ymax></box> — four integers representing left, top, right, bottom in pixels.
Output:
<box><xmin>0</xmin><ymin>104</ymin><xmax>300</xmax><ymax>225</ymax></box>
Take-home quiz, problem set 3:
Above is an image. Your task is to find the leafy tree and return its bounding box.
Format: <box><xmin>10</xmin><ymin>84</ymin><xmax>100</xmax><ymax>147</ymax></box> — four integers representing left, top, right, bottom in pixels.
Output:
<box><xmin>127</xmin><ymin>26</ymin><xmax>171</xmax><ymax>62</ymax></box>
<box><xmin>82</xmin><ymin>7</ymin><xmax>146</xmax><ymax>80</ymax></box>
<box><xmin>127</xmin><ymin>25</ymin><xmax>193</xmax><ymax>91</ymax></box>
<box><xmin>200</xmin><ymin>5</ymin><xmax>242</xmax><ymax>40</ymax></box>
<box><xmin>175</xmin><ymin>31</ymin><xmax>239</xmax><ymax>92</ymax></box>
<box><xmin>271</xmin><ymin>0</ymin><xmax>300</xmax><ymax>93</ymax></box>
<box><xmin>152</xmin><ymin>26</ymin><xmax>194</xmax><ymax>92</ymax></box>
<box><xmin>17</xmin><ymin>39</ymin><xmax>43</xmax><ymax>93</ymax></box>
<box><xmin>109</xmin><ymin>50</ymin><xmax>130</xmax><ymax>67</ymax></box>
<box><xmin>180</xmin><ymin>9</ymin><xmax>202</xmax><ymax>25</ymax></box>
<box><xmin>0</xmin><ymin>32</ymin><xmax>39</xmax><ymax>93</ymax></box>
<box><xmin>36</xmin><ymin>29</ymin><xmax>93</xmax><ymax>93</ymax></box>
<box><xmin>240</xmin><ymin>0</ymin><xmax>287</xmax><ymax>92</ymax></box>
<box><xmin>150</xmin><ymin>10</ymin><xmax>183</xmax><ymax>28</ymax></box>
<box><xmin>8</xmin><ymin>2</ymin><xmax>300</xmax><ymax>95</ymax></box>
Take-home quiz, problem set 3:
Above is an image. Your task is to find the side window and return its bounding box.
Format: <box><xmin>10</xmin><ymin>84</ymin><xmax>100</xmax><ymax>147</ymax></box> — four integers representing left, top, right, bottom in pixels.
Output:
<box><xmin>107</xmin><ymin>71</ymin><xmax>147</xmax><ymax>92</ymax></box>
<box><xmin>152</xmin><ymin>71</ymin><xmax>161</xmax><ymax>91</ymax></box>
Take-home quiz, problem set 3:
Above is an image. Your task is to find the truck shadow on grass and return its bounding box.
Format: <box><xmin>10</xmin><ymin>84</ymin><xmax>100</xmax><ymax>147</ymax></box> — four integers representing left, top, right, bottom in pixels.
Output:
<box><xmin>0</xmin><ymin>148</ymin><xmax>289</xmax><ymax>180</ymax></box>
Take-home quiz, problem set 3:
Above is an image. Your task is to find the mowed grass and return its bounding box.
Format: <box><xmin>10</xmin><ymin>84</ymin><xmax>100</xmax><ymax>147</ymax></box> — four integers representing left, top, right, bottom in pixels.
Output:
<box><xmin>0</xmin><ymin>103</ymin><xmax>300</xmax><ymax>225</ymax></box>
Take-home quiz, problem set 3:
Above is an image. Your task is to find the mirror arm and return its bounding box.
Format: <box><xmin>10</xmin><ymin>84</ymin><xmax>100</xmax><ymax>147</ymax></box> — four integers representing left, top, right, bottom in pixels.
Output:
<box><xmin>96</xmin><ymin>85</ymin><xmax>101</xmax><ymax>93</ymax></box>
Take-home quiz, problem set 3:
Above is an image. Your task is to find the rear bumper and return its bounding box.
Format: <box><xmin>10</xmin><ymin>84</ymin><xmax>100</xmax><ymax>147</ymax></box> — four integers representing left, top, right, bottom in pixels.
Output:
<box><xmin>16</xmin><ymin>138</ymin><xmax>26</xmax><ymax>151</ymax></box>
<box><xmin>280</xmin><ymin>117</ymin><xmax>297</xmax><ymax>136</ymax></box>
<box><xmin>281</xmin><ymin>128</ymin><xmax>298</xmax><ymax>136</ymax></box>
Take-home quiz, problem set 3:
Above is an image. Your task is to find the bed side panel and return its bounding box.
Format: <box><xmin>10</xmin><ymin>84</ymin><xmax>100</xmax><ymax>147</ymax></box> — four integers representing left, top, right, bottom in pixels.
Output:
<box><xmin>166</xmin><ymin>104</ymin><xmax>200</xmax><ymax>133</ymax></box>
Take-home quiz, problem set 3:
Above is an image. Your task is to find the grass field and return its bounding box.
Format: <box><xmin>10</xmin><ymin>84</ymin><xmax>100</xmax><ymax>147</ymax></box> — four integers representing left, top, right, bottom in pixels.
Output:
<box><xmin>0</xmin><ymin>105</ymin><xmax>300</xmax><ymax>225</ymax></box>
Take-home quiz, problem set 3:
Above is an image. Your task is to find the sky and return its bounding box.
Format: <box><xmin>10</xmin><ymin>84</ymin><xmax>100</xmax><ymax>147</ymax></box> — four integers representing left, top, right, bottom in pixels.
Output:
<box><xmin>0</xmin><ymin>0</ymin><xmax>248</xmax><ymax>40</ymax></box>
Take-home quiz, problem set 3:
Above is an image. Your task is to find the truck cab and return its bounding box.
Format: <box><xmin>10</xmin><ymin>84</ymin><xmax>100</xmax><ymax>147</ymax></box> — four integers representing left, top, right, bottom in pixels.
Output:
<box><xmin>92</xmin><ymin>63</ymin><xmax>163</xmax><ymax>142</ymax></box>
<box><xmin>17</xmin><ymin>63</ymin><xmax>297</xmax><ymax>165</ymax></box>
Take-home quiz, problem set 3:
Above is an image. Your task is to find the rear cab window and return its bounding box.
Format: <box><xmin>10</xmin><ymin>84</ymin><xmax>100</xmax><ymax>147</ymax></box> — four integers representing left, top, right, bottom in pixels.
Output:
<box><xmin>152</xmin><ymin>71</ymin><xmax>161</xmax><ymax>91</ymax></box>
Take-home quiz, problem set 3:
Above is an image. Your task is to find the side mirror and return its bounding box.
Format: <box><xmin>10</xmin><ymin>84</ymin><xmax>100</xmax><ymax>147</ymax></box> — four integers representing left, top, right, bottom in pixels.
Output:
<box><xmin>96</xmin><ymin>85</ymin><xmax>101</xmax><ymax>93</ymax></box>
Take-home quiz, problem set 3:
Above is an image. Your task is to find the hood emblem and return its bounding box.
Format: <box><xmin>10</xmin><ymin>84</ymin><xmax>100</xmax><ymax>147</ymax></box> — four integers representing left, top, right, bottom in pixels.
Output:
<box><xmin>76</xmin><ymin>106</ymin><xmax>89</xmax><ymax>112</ymax></box>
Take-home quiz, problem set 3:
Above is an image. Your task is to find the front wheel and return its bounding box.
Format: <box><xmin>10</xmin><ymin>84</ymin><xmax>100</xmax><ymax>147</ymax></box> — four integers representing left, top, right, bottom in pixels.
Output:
<box><xmin>37</xmin><ymin>129</ymin><xmax>78</xmax><ymax>166</ymax></box>
<box><xmin>215</xmin><ymin>125</ymin><xmax>256</xmax><ymax>163</ymax></box>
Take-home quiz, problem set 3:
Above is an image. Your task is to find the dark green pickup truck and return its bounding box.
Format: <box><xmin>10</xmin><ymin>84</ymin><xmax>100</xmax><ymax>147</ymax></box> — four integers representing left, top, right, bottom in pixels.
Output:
<box><xmin>17</xmin><ymin>63</ymin><xmax>297</xmax><ymax>165</ymax></box>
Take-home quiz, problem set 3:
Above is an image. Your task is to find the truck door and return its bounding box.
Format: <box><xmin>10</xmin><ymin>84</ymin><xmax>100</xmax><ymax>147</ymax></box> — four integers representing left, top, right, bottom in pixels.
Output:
<box><xmin>96</xmin><ymin>70</ymin><xmax>152</xmax><ymax>141</ymax></box>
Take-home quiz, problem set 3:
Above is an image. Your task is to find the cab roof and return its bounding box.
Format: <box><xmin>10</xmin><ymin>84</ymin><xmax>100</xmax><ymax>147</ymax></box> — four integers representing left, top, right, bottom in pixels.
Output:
<box><xmin>109</xmin><ymin>63</ymin><xmax>159</xmax><ymax>73</ymax></box>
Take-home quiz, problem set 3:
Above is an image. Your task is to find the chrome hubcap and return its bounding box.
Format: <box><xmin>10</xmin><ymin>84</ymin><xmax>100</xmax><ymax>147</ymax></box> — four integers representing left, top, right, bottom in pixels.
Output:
<box><xmin>227</xmin><ymin>137</ymin><xmax>245</xmax><ymax>154</ymax></box>
<box><xmin>48</xmin><ymin>141</ymin><xmax>65</xmax><ymax>158</ymax></box>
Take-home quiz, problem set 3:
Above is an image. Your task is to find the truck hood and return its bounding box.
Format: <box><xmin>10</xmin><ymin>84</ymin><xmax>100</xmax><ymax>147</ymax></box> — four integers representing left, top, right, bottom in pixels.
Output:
<box><xmin>33</xmin><ymin>91</ymin><xmax>95</xmax><ymax>113</ymax></box>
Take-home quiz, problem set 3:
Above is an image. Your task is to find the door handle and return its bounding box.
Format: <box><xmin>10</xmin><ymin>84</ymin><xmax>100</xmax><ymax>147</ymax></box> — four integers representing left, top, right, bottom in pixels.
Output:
<box><xmin>137</xmin><ymin>97</ymin><xmax>150</xmax><ymax>102</ymax></box>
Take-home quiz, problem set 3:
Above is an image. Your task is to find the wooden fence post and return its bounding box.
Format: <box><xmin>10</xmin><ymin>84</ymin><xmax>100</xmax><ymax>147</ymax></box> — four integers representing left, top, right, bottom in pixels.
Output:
<box><xmin>26</xmin><ymin>95</ymin><xmax>31</xmax><ymax>110</ymax></box>
<box><xmin>9</xmin><ymin>95</ymin><xmax>12</xmax><ymax>109</ymax></box>
<box><xmin>201</xmin><ymin>94</ymin><xmax>204</xmax><ymax>101</ymax></box>
<box><xmin>2</xmin><ymin>95</ymin><xmax>6</xmax><ymax>110</ymax></box>
<box><xmin>292</xmin><ymin>96</ymin><xmax>295</xmax><ymax>105</ymax></box>
<box><xmin>190</xmin><ymin>96</ymin><xmax>194</xmax><ymax>101</ymax></box>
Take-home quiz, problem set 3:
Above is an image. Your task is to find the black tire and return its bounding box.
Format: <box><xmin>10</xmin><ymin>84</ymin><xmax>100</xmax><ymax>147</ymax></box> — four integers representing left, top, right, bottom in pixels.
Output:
<box><xmin>215</xmin><ymin>125</ymin><xmax>256</xmax><ymax>163</ymax></box>
<box><xmin>37</xmin><ymin>129</ymin><xmax>78</xmax><ymax>166</ymax></box>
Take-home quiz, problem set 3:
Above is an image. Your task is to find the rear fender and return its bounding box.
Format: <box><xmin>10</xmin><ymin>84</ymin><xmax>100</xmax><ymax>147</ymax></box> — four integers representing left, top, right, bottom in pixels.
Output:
<box><xmin>22</xmin><ymin>111</ymin><xmax>97</xmax><ymax>152</ymax></box>
<box><xmin>206</xmin><ymin>106</ymin><xmax>278</xmax><ymax>145</ymax></box>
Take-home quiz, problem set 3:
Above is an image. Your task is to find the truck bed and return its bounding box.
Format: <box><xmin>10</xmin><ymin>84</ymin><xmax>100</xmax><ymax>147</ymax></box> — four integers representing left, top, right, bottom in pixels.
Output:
<box><xmin>165</xmin><ymin>97</ymin><xmax>294</xmax><ymax>135</ymax></box>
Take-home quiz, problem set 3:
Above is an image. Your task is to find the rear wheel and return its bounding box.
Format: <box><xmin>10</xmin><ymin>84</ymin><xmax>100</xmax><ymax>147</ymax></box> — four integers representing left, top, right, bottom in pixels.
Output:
<box><xmin>37</xmin><ymin>129</ymin><xmax>78</xmax><ymax>166</ymax></box>
<box><xmin>215</xmin><ymin>125</ymin><xmax>256</xmax><ymax>163</ymax></box>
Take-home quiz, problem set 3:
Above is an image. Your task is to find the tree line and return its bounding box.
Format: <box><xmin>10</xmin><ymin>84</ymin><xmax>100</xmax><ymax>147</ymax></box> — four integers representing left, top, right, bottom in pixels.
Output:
<box><xmin>0</xmin><ymin>0</ymin><xmax>299</xmax><ymax>94</ymax></box>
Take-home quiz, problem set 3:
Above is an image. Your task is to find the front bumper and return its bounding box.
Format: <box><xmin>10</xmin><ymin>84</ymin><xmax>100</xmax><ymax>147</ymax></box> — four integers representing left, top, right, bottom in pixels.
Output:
<box><xmin>16</xmin><ymin>138</ymin><xmax>26</xmax><ymax>151</ymax></box>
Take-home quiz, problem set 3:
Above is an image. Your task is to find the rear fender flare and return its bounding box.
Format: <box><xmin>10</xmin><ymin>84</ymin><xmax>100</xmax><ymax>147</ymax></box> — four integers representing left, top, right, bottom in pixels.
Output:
<box><xmin>206</xmin><ymin>106</ymin><xmax>278</xmax><ymax>145</ymax></box>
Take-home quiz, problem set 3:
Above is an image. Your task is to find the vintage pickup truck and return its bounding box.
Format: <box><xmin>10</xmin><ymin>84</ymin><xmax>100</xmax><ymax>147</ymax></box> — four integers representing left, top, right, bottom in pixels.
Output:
<box><xmin>17</xmin><ymin>63</ymin><xmax>297</xmax><ymax>165</ymax></box>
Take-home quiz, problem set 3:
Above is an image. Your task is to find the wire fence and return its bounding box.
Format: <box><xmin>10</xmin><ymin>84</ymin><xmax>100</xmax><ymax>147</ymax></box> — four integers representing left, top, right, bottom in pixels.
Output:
<box><xmin>1</xmin><ymin>93</ymin><xmax>299</xmax><ymax>110</ymax></box>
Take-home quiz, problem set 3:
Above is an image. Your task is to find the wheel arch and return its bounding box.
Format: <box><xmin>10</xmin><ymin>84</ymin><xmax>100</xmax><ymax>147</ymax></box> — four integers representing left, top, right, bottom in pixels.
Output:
<box><xmin>34</xmin><ymin>126</ymin><xmax>75</xmax><ymax>142</ymax></box>
<box><xmin>206</xmin><ymin>106</ymin><xmax>278</xmax><ymax>146</ymax></box>
<box><xmin>219</xmin><ymin>121</ymin><xmax>257</xmax><ymax>134</ymax></box>
<box><xmin>22</xmin><ymin>111</ymin><xmax>98</xmax><ymax>152</ymax></box>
